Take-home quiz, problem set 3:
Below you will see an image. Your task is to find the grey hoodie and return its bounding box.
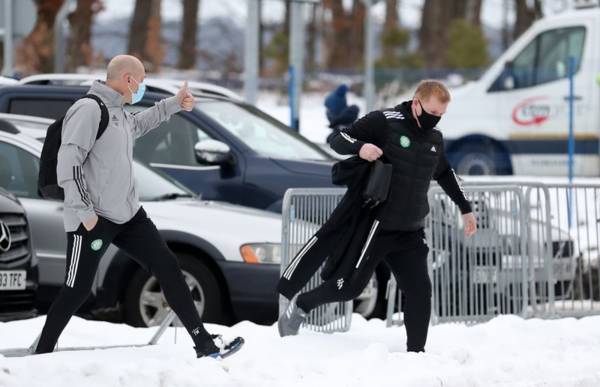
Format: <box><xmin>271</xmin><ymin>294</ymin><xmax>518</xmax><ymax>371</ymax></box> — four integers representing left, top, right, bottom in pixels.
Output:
<box><xmin>57</xmin><ymin>80</ymin><xmax>181</xmax><ymax>232</ymax></box>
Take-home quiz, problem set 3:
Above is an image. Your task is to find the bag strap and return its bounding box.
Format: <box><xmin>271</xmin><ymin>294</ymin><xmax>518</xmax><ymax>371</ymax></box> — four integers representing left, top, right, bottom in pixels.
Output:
<box><xmin>79</xmin><ymin>94</ymin><xmax>109</xmax><ymax>140</ymax></box>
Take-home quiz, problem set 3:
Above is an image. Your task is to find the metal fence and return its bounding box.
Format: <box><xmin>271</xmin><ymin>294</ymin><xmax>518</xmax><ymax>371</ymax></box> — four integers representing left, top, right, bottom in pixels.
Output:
<box><xmin>386</xmin><ymin>181</ymin><xmax>600</xmax><ymax>327</ymax></box>
<box><xmin>280</xmin><ymin>187</ymin><xmax>353</xmax><ymax>333</ymax></box>
<box><xmin>280</xmin><ymin>182</ymin><xmax>600</xmax><ymax>332</ymax></box>
<box><xmin>523</xmin><ymin>183</ymin><xmax>600</xmax><ymax>318</ymax></box>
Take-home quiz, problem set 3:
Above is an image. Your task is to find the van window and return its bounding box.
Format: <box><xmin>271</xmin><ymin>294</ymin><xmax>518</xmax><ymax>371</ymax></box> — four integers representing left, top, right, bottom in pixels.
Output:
<box><xmin>489</xmin><ymin>27</ymin><xmax>585</xmax><ymax>92</ymax></box>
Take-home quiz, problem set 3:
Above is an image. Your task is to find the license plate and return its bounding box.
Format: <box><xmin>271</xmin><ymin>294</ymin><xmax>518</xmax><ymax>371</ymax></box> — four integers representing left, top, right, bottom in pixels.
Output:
<box><xmin>472</xmin><ymin>267</ymin><xmax>498</xmax><ymax>284</ymax></box>
<box><xmin>0</xmin><ymin>270</ymin><xmax>26</xmax><ymax>290</ymax></box>
<box><xmin>552</xmin><ymin>259</ymin><xmax>574</xmax><ymax>281</ymax></box>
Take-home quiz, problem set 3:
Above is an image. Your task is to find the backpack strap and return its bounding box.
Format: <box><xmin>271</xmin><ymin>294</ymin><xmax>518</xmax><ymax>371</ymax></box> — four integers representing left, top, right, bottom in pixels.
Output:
<box><xmin>79</xmin><ymin>94</ymin><xmax>109</xmax><ymax>140</ymax></box>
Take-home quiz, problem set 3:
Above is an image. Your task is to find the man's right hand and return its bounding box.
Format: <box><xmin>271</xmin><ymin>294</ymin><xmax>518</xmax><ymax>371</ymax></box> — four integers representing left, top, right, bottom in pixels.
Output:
<box><xmin>83</xmin><ymin>215</ymin><xmax>99</xmax><ymax>231</ymax></box>
<box><xmin>359</xmin><ymin>143</ymin><xmax>383</xmax><ymax>161</ymax></box>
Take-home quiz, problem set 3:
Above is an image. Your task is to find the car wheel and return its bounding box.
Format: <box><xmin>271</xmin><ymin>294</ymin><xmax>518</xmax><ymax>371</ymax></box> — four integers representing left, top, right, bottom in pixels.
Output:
<box><xmin>354</xmin><ymin>266</ymin><xmax>389</xmax><ymax>319</ymax></box>
<box><xmin>354</xmin><ymin>274</ymin><xmax>379</xmax><ymax>317</ymax></box>
<box><xmin>123</xmin><ymin>253</ymin><xmax>225</xmax><ymax>327</ymax></box>
<box><xmin>452</xmin><ymin>141</ymin><xmax>513</xmax><ymax>176</ymax></box>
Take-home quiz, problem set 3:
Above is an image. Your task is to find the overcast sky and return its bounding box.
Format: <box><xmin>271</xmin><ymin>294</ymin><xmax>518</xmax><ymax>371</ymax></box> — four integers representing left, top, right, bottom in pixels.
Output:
<box><xmin>98</xmin><ymin>0</ymin><xmax>573</xmax><ymax>30</ymax></box>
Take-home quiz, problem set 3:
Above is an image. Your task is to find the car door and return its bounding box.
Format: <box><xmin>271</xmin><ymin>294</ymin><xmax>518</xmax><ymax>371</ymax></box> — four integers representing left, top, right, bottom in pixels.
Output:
<box><xmin>126</xmin><ymin>106</ymin><xmax>246</xmax><ymax>204</ymax></box>
<box><xmin>0</xmin><ymin>139</ymin><xmax>65</xmax><ymax>288</ymax></box>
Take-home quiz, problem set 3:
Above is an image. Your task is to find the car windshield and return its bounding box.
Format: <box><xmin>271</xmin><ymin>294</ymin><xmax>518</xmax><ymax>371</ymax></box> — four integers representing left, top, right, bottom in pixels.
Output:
<box><xmin>133</xmin><ymin>161</ymin><xmax>196</xmax><ymax>201</ymax></box>
<box><xmin>196</xmin><ymin>101</ymin><xmax>331</xmax><ymax>161</ymax></box>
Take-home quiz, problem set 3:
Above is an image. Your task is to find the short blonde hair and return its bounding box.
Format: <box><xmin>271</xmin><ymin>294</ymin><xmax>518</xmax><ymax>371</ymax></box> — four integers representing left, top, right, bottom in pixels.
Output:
<box><xmin>414</xmin><ymin>80</ymin><xmax>451</xmax><ymax>103</ymax></box>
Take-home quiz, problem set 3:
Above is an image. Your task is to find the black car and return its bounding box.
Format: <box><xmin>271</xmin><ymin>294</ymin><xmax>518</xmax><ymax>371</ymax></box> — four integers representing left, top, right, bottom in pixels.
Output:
<box><xmin>0</xmin><ymin>186</ymin><xmax>38</xmax><ymax>321</ymax></box>
<box><xmin>0</xmin><ymin>85</ymin><xmax>335</xmax><ymax>212</ymax></box>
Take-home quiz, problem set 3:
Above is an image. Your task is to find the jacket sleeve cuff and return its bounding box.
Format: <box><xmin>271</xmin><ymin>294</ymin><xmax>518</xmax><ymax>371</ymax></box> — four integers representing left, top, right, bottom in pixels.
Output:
<box><xmin>165</xmin><ymin>96</ymin><xmax>182</xmax><ymax>116</ymax></box>
<box><xmin>459</xmin><ymin>202</ymin><xmax>473</xmax><ymax>215</ymax></box>
<box><xmin>355</xmin><ymin>140</ymin><xmax>367</xmax><ymax>154</ymax></box>
<box><xmin>77</xmin><ymin>208</ymin><xmax>97</xmax><ymax>225</ymax></box>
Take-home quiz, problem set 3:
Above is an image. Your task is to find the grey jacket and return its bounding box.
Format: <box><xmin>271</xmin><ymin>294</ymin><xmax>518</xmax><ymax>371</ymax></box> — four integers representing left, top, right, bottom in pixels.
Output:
<box><xmin>57</xmin><ymin>80</ymin><xmax>181</xmax><ymax>232</ymax></box>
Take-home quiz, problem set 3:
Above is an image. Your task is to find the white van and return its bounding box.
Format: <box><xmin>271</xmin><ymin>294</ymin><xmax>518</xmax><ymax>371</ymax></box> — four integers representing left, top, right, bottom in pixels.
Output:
<box><xmin>440</xmin><ymin>1</ymin><xmax>600</xmax><ymax>176</ymax></box>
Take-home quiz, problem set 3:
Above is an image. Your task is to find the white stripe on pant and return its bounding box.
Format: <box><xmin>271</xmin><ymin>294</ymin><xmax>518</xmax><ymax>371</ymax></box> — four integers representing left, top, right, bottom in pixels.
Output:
<box><xmin>66</xmin><ymin>235</ymin><xmax>82</xmax><ymax>288</ymax></box>
<box><xmin>284</xmin><ymin>236</ymin><xmax>318</xmax><ymax>280</ymax></box>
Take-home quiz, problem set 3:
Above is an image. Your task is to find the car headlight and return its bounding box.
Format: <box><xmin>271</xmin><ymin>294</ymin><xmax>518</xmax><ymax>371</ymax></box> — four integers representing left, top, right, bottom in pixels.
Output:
<box><xmin>240</xmin><ymin>243</ymin><xmax>281</xmax><ymax>264</ymax></box>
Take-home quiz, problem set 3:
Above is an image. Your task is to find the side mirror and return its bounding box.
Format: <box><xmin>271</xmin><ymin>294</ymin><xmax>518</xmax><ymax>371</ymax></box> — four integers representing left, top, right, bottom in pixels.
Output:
<box><xmin>194</xmin><ymin>139</ymin><xmax>232</xmax><ymax>165</ymax></box>
<box><xmin>503</xmin><ymin>75</ymin><xmax>515</xmax><ymax>90</ymax></box>
<box><xmin>503</xmin><ymin>61</ymin><xmax>515</xmax><ymax>90</ymax></box>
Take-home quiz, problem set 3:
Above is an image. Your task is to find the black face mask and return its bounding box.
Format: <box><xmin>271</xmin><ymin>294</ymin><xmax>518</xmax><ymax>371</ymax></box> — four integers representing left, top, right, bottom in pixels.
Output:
<box><xmin>417</xmin><ymin>100</ymin><xmax>441</xmax><ymax>130</ymax></box>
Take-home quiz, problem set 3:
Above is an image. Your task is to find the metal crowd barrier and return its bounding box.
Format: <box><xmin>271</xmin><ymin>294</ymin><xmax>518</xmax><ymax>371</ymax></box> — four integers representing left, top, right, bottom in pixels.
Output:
<box><xmin>386</xmin><ymin>181</ymin><xmax>600</xmax><ymax>326</ymax></box>
<box><xmin>280</xmin><ymin>187</ymin><xmax>352</xmax><ymax>333</ymax></box>
<box><xmin>279</xmin><ymin>181</ymin><xmax>600</xmax><ymax>331</ymax></box>
<box><xmin>387</xmin><ymin>185</ymin><xmax>529</xmax><ymax>326</ymax></box>
<box><xmin>523</xmin><ymin>183</ymin><xmax>600</xmax><ymax>318</ymax></box>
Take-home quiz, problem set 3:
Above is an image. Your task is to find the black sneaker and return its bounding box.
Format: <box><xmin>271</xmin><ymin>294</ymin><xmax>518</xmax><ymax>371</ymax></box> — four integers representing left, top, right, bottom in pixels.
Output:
<box><xmin>196</xmin><ymin>334</ymin><xmax>245</xmax><ymax>359</ymax></box>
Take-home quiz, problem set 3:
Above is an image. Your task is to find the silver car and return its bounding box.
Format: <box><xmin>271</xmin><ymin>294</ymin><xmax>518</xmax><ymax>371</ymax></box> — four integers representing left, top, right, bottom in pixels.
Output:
<box><xmin>0</xmin><ymin>117</ymin><xmax>285</xmax><ymax>326</ymax></box>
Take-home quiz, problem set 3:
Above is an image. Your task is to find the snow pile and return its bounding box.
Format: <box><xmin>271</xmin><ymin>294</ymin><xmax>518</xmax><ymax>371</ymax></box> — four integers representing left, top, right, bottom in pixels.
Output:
<box><xmin>1</xmin><ymin>314</ymin><xmax>600</xmax><ymax>386</ymax></box>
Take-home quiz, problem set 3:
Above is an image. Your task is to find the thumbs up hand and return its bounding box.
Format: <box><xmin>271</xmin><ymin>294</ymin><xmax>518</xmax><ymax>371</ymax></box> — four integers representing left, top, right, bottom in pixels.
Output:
<box><xmin>177</xmin><ymin>81</ymin><xmax>194</xmax><ymax>111</ymax></box>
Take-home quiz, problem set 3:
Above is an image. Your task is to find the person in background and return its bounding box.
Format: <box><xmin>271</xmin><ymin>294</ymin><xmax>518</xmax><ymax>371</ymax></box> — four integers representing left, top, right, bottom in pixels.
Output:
<box><xmin>324</xmin><ymin>84</ymin><xmax>360</xmax><ymax>145</ymax></box>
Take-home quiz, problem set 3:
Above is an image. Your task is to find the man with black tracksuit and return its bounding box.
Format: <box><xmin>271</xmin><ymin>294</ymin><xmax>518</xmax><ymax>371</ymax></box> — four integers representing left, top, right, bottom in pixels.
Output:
<box><xmin>278</xmin><ymin>80</ymin><xmax>477</xmax><ymax>352</ymax></box>
<box><xmin>34</xmin><ymin>55</ymin><xmax>242</xmax><ymax>358</ymax></box>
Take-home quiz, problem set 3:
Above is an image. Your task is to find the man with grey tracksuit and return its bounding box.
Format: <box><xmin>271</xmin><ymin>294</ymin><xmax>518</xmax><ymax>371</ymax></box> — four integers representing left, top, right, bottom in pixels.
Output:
<box><xmin>35</xmin><ymin>55</ymin><xmax>243</xmax><ymax>358</ymax></box>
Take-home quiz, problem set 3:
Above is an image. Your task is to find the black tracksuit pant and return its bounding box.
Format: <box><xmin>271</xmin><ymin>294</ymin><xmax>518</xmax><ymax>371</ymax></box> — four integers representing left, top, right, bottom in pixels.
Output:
<box><xmin>35</xmin><ymin>207</ymin><xmax>211</xmax><ymax>353</ymax></box>
<box><xmin>279</xmin><ymin>227</ymin><xmax>432</xmax><ymax>352</ymax></box>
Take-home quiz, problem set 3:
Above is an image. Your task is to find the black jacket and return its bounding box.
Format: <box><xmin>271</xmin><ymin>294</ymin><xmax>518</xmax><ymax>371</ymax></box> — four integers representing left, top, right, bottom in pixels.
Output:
<box><xmin>317</xmin><ymin>156</ymin><xmax>385</xmax><ymax>280</ymax></box>
<box><xmin>329</xmin><ymin>101</ymin><xmax>472</xmax><ymax>231</ymax></box>
<box><xmin>280</xmin><ymin>126</ymin><xmax>389</xmax><ymax>285</ymax></box>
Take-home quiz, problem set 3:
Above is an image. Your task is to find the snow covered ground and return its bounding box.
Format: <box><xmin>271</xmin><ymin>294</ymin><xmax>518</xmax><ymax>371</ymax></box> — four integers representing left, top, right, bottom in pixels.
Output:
<box><xmin>2</xmin><ymin>314</ymin><xmax>600</xmax><ymax>387</ymax></box>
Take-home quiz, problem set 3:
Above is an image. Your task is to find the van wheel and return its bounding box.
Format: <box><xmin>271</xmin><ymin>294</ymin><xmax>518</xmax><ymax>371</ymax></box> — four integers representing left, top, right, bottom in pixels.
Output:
<box><xmin>123</xmin><ymin>253</ymin><xmax>225</xmax><ymax>327</ymax></box>
<box><xmin>452</xmin><ymin>142</ymin><xmax>512</xmax><ymax>176</ymax></box>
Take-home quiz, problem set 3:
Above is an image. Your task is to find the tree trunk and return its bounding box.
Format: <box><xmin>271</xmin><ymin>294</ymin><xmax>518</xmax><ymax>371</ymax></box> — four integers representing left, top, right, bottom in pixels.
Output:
<box><xmin>419</xmin><ymin>0</ymin><xmax>447</xmax><ymax>69</ymax></box>
<box><xmin>145</xmin><ymin>0</ymin><xmax>163</xmax><ymax>72</ymax></box>
<box><xmin>514</xmin><ymin>0</ymin><xmax>542</xmax><ymax>40</ymax></box>
<box><xmin>127</xmin><ymin>0</ymin><xmax>152</xmax><ymax>58</ymax></box>
<box><xmin>177</xmin><ymin>0</ymin><xmax>200</xmax><ymax>69</ymax></box>
<box><xmin>128</xmin><ymin>0</ymin><xmax>163</xmax><ymax>71</ymax></box>
<box><xmin>419</xmin><ymin>0</ymin><xmax>483</xmax><ymax>69</ymax></box>
<box><xmin>284</xmin><ymin>0</ymin><xmax>291</xmax><ymax>35</ymax></box>
<box><xmin>66</xmin><ymin>0</ymin><xmax>103</xmax><ymax>72</ymax></box>
<box><xmin>15</xmin><ymin>0</ymin><xmax>64</xmax><ymax>75</ymax></box>
<box><xmin>258</xmin><ymin>0</ymin><xmax>264</xmax><ymax>75</ymax></box>
<box><xmin>322</xmin><ymin>0</ymin><xmax>347</xmax><ymax>69</ymax></box>
<box><xmin>306</xmin><ymin>3</ymin><xmax>319</xmax><ymax>71</ymax></box>
<box><xmin>383</xmin><ymin>0</ymin><xmax>400</xmax><ymax>59</ymax></box>
<box><xmin>349</xmin><ymin>0</ymin><xmax>365</xmax><ymax>67</ymax></box>
<box><xmin>464</xmin><ymin>0</ymin><xmax>482</xmax><ymax>27</ymax></box>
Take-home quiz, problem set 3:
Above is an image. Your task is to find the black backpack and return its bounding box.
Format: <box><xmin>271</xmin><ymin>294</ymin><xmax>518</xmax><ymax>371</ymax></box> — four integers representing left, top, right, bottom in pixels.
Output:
<box><xmin>38</xmin><ymin>95</ymin><xmax>109</xmax><ymax>200</ymax></box>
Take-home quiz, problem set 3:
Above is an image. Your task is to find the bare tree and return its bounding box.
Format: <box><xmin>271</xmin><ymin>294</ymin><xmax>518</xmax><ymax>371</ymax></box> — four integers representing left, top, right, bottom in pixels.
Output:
<box><xmin>66</xmin><ymin>0</ymin><xmax>104</xmax><ymax>72</ymax></box>
<box><xmin>382</xmin><ymin>0</ymin><xmax>400</xmax><ymax>59</ymax></box>
<box><xmin>177</xmin><ymin>0</ymin><xmax>200</xmax><ymax>69</ymax></box>
<box><xmin>15</xmin><ymin>0</ymin><xmax>65</xmax><ymax>75</ymax></box>
<box><xmin>306</xmin><ymin>3</ymin><xmax>319</xmax><ymax>71</ymax></box>
<box><xmin>418</xmin><ymin>0</ymin><xmax>484</xmax><ymax>69</ymax></box>
<box><xmin>464</xmin><ymin>0</ymin><xmax>483</xmax><ymax>27</ymax></box>
<box><xmin>322</xmin><ymin>0</ymin><xmax>364</xmax><ymax>70</ymax></box>
<box><xmin>418</xmin><ymin>0</ymin><xmax>446</xmax><ymax>68</ymax></box>
<box><xmin>514</xmin><ymin>0</ymin><xmax>542</xmax><ymax>40</ymax></box>
<box><xmin>349</xmin><ymin>0</ymin><xmax>365</xmax><ymax>66</ymax></box>
<box><xmin>128</xmin><ymin>0</ymin><xmax>163</xmax><ymax>71</ymax></box>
